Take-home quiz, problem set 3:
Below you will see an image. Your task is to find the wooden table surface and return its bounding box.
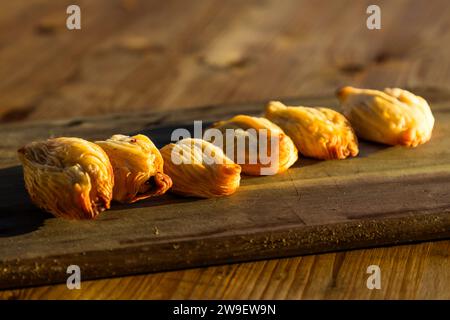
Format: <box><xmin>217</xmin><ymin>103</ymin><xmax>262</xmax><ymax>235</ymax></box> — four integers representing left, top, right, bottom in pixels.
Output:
<box><xmin>1</xmin><ymin>0</ymin><xmax>449</xmax><ymax>299</ymax></box>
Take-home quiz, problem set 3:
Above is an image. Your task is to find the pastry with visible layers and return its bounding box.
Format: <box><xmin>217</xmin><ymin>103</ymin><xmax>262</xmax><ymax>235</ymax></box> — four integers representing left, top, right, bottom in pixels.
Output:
<box><xmin>265</xmin><ymin>101</ymin><xmax>359</xmax><ymax>160</ymax></box>
<box><xmin>337</xmin><ymin>86</ymin><xmax>434</xmax><ymax>147</ymax></box>
<box><xmin>160</xmin><ymin>138</ymin><xmax>241</xmax><ymax>197</ymax></box>
<box><xmin>210</xmin><ymin>115</ymin><xmax>298</xmax><ymax>175</ymax></box>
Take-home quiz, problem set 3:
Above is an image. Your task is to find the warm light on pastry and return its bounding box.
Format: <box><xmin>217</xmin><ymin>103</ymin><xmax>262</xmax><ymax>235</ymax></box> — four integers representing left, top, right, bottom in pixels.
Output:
<box><xmin>160</xmin><ymin>138</ymin><xmax>241</xmax><ymax>198</ymax></box>
<box><xmin>337</xmin><ymin>86</ymin><xmax>435</xmax><ymax>147</ymax></box>
<box><xmin>265</xmin><ymin>101</ymin><xmax>359</xmax><ymax>160</ymax></box>
<box><xmin>18</xmin><ymin>137</ymin><xmax>114</xmax><ymax>219</ymax></box>
<box><xmin>96</xmin><ymin>134</ymin><xmax>172</xmax><ymax>203</ymax></box>
<box><xmin>210</xmin><ymin>115</ymin><xmax>298</xmax><ymax>175</ymax></box>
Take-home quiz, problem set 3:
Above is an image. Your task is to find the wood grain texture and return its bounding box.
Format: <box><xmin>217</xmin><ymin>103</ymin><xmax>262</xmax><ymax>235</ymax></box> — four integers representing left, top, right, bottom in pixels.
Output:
<box><xmin>1</xmin><ymin>0</ymin><xmax>450</xmax><ymax>299</ymax></box>
<box><xmin>1</xmin><ymin>240</ymin><xmax>449</xmax><ymax>299</ymax></box>
<box><xmin>1</xmin><ymin>0</ymin><xmax>450</xmax><ymax>123</ymax></box>
<box><xmin>0</xmin><ymin>93</ymin><xmax>449</xmax><ymax>290</ymax></box>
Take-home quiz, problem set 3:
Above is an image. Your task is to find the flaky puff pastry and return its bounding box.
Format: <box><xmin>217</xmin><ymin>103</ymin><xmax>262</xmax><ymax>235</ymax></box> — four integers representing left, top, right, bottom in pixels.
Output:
<box><xmin>211</xmin><ymin>115</ymin><xmax>298</xmax><ymax>175</ymax></box>
<box><xmin>337</xmin><ymin>87</ymin><xmax>435</xmax><ymax>147</ymax></box>
<box><xmin>265</xmin><ymin>101</ymin><xmax>359</xmax><ymax>160</ymax></box>
<box><xmin>18</xmin><ymin>137</ymin><xmax>114</xmax><ymax>219</ymax></box>
<box><xmin>96</xmin><ymin>134</ymin><xmax>172</xmax><ymax>203</ymax></box>
<box><xmin>160</xmin><ymin>138</ymin><xmax>241</xmax><ymax>198</ymax></box>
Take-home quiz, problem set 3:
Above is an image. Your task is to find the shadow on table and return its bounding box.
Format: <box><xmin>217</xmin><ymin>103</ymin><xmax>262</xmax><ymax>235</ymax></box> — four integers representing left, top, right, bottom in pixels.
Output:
<box><xmin>289</xmin><ymin>139</ymin><xmax>391</xmax><ymax>170</ymax></box>
<box><xmin>109</xmin><ymin>193</ymin><xmax>202</xmax><ymax>212</ymax></box>
<box><xmin>0</xmin><ymin>165</ymin><xmax>52</xmax><ymax>237</ymax></box>
<box><xmin>133</xmin><ymin>121</ymin><xmax>215</xmax><ymax>148</ymax></box>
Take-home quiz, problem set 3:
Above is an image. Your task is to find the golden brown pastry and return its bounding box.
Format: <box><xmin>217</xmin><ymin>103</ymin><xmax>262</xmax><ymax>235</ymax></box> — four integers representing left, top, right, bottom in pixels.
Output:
<box><xmin>18</xmin><ymin>137</ymin><xmax>114</xmax><ymax>220</ymax></box>
<box><xmin>96</xmin><ymin>134</ymin><xmax>172</xmax><ymax>203</ymax></box>
<box><xmin>160</xmin><ymin>138</ymin><xmax>241</xmax><ymax>197</ymax></box>
<box><xmin>265</xmin><ymin>101</ymin><xmax>359</xmax><ymax>160</ymax></box>
<box><xmin>337</xmin><ymin>86</ymin><xmax>435</xmax><ymax>147</ymax></box>
<box><xmin>210</xmin><ymin>115</ymin><xmax>298</xmax><ymax>175</ymax></box>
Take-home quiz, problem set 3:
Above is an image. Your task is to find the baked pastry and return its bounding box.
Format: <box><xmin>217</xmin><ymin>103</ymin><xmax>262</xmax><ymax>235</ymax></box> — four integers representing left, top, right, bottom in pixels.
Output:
<box><xmin>160</xmin><ymin>138</ymin><xmax>241</xmax><ymax>197</ymax></box>
<box><xmin>18</xmin><ymin>137</ymin><xmax>114</xmax><ymax>219</ymax></box>
<box><xmin>337</xmin><ymin>86</ymin><xmax>434</xmax><ymax>147</ymax></box>
<box><xmin>96</xmin><ymin>134</ymin><xmax>172</xmax><ymax>203</ymax></box>
<box><xmin>265</xmin><ymin>101</ymin><xmax>359</xmax><ymax>159</ymax></box>
<box><xmin>210</xmin><ymin>115</ymin><xmax>298</xmax><ymax>175</ymax></box>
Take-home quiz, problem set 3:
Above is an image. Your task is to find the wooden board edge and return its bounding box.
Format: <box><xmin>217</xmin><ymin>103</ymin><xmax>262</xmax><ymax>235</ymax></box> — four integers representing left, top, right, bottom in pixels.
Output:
<box><xmin>1</xmin><ymin>211</ymin><xmax>449</xmax><ymax>290</ymax></box>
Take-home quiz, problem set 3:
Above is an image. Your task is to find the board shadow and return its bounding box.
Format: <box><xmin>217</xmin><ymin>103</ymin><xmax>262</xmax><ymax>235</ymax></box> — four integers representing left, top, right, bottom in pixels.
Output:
<box><xmin>133</xmin><ymin>121</ymin><xmax>215</xmax><ymax>148</ymax></box>
<box><xmin>0</xmin><ymin>165</ymin><xmax>52</xmax><ymax>237</ymax></box>
<box><xmin>357</xmin><ymin>139</ymin><xmax>392</xmax><ymax>157</ymax></box>
<box><xmin>109</xmin><ymin>193</ymin><xmax>202</xmax><ymax>211</ymax></box>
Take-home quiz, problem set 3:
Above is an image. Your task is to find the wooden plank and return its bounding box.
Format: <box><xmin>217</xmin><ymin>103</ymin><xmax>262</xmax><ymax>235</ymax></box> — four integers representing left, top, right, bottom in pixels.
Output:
<box><xmin>2</xmin><ymin>240</ymin><xmax>448</xmax><ymax>299</ymax></box>
<box><xmin>1</xmin><ymin>0</ymin><xmax>450</xmax><ymax>123</ymax></box>
<box><xmin>0</xmin><ymin>92</ymin><xmax>449</xmax><ymax>289</ymax></box>
<box><xmin>1</xmin><ymin>0</ymin><xmax>449</xmax><ymax>300</ymax></box>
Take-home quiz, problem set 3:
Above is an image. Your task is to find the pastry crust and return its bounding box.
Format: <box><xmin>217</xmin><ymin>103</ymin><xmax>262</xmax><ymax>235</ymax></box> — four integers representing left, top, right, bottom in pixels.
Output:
<box><xmin>265</xmin><ymin>101</ymin><xmax>359</xmax><ymax>160</ymax></box>
<box><xmin>18</xmin><ymin>137</ymin><xmax>114</xmax><ymax>219</ymax></box>
<box><xmin>337</xmin><ymin>86</ymin><xmax>435</xmax><ymax>147</ymax></box>
<box><xmin>96</xmin><ymin>134</ymin><xmax>172</xmax><ymax>203</ymax></box>
<box><xmin>211</xmin><ymin>115</ymin><xmax>298</xmax><ymax>175</ymax></box>
<box><xmin>160</xmin><ymin>138</ymin><xmax>241</xmax><ymax>198</ymax></box>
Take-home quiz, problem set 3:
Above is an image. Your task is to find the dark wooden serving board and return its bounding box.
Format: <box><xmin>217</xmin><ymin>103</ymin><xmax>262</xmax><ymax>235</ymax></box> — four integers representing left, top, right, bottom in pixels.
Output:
<box><xmin>1</xmin><ymin>91</ymin><xmax>450</xmax><ymax>290</ymax></box>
